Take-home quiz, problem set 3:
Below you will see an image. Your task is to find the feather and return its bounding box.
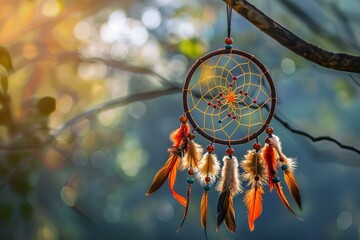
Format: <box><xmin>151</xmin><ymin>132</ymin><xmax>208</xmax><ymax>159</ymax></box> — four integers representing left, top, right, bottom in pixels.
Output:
<box><xmin>200</xmin><ymin>190</ymin><xmax>209</xmax><ymax>239</ymax></box>
<box><xmin>216</xmin><ymin>156</ymin><xmax>242</xmax><ymax>195</ymax></box>
<box><xmin>262</xmin><ymin>144</ymin><xmax>278</xmax><ymax>191</ymax></box>
<box><xmin>177</xmin><ymin>184</ymin><xmax>191</xmax><ymax>232</ymax></box>
<box><xmin>273</xmin><ymin>181</ymin><xmax>303</xmax><ymax>221</ymax></box>
<box><xmin>284</xmin><ymin>169</ymin><xmax>302</xmax><ymax>210</ymax></box>
<box><xmin>197</xmin><ymin>152</ymin><xmax>220</xmax><ymax>185</ymax></box>
<box><xmin>269</xmin><ymin>136</ymin><xmax>302</xmax><ymax>209</ymax></box>
<box><xmin>146</xmin><ymin>154</ymin><xmax>178</xmax><ymax>196</ymax></box>
<box><xmin>224</xmin><ymin>195</ymin><xmax>236</xmax><ymax>233</ymax></box>
<box><xmin>216</xmin><ymin>156</ymin><xmax>242</xmax><ymax>231</ymax></box>
<box><xmin>241</xmin><ymin>150</ymin><xmax>267</xmax><ymax>186</ymax></box>
<box><xmin>181</xmin><ymin>140</ymin><xmax>203</xmax><ymax>171</ymax></box>
<box><xmin>170</xmin><ymin>123</ymin><xmax>190</xmax><ymax>147</ymax></box>
<box><xmin>168</xmin><ymin>160</ymin><xmax>187</xmax><ymax>206</ymax></box>
<box><xmin>216</xmin><ymin>189</ymin><xmax>230</xmax><ymax>231</ymax></box>
<box><xmin>244</xmin><ymin>185</ymin><xmax>264</xmax><ymax>231</ymax></box>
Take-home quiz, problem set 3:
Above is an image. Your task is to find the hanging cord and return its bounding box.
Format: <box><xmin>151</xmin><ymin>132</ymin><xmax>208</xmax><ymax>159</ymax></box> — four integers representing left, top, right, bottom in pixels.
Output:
<box><xmin>226</xmin><ymin>5</ymin><xmax>232</xmax><ymax>38</ymax></box>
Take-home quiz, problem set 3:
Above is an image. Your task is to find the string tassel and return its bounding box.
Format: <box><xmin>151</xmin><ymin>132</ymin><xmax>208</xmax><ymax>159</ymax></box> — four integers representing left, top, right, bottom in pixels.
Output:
<box><xmin>216</xmin><ymin>148</ymin><xmax>242</xmax><ymax>233</ymax></box>
<box><xmin>177</xmin><ymin>132</ymin><xmax>203</xmax><ymax>232</ymax></box>
<box><xmin>146</xmin><ymin>116</ymin><xmax>190</xmax><ymax>206</ymax></box>
<box><xmin>241</xmin><ymin>143</ymin><xmax>267</xmax><ymax>231</ymax></box>
<box><xmin>197</xmin><ymin>145</ymin><xmax>220</xmax><ymax>239</ymax></box>
<box><xmin>268</xmin><ymin>135</ymin><xmax>302</xmax><ymax>210</ymax></box>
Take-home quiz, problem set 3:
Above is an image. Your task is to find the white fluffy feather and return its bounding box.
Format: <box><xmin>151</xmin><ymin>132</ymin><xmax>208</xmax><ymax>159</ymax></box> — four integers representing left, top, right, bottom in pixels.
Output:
<box><xmin>216</xmin><ymin>156</ymin><xmax>242</xmax><ymax>195</ymax></box>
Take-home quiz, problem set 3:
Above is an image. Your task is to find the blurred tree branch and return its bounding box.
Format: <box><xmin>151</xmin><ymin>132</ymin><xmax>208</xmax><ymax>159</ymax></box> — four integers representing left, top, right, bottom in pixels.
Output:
<box><xmin>223</xmin><ymin>0</ymin><xmax>360</xmax><ymax>73</ymax></box>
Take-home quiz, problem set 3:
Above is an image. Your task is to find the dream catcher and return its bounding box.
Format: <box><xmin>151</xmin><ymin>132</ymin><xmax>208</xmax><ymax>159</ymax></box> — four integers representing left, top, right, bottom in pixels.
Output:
<box><xmin>146</xmin><ymin>5</ymin><xmax>302</xmax><ymax>238</ymax></box>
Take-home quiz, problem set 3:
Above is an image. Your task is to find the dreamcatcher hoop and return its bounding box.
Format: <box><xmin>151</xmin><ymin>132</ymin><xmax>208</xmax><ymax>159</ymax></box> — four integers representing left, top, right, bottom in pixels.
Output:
<box><xmin>183</xmin><ymin>48</ymin><xmax>277</xmax><ymax>145</ymax></box>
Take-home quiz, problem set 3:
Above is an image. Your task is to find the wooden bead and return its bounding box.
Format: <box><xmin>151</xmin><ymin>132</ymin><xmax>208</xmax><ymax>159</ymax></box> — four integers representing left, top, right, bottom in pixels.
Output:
<box><xmin>225</xmin><ymin>37</ymin><xmax>233</xmax><ymax>44</ymax></box>
<box><xmin>253</xmin><ymin>142</ymin><xmax>261</xmax><ymax>150</ymax></box>
<box><xmin>254</xmin><ymin>176</ymin><xmax>259</xmax><ymax>181</ymax></box>
<box><xmin>188</xmin><ymin>169</ymin><xmax>194</xmax><ymax>175</ymax></box>
<box><xmin>266</xmin><ymin>127</ymin><xmax>273</xmax><ymax>134</ymax></box>
<box><xmin>206</xmin><ymin>145</ymin><xmax>215</xmax><ymax>153</ymax></box>
<box><xmin>179</xmin><ymin>115</ymin><xmax>187</xmax><ymax>123</ymax></box>
<box><xmin>188</xmin><ymin>132</ymin><xmax>195</xmax><ymax>139</ymax></box>
<box><xmin>226</xmin><ymin>148</ymin><xmax>234</xmax><ymax>155</ymax></box>
<box><xmin>205</xmin><ymin>177</ymin><xmax>211</xmax><ymax>182</ymax></box>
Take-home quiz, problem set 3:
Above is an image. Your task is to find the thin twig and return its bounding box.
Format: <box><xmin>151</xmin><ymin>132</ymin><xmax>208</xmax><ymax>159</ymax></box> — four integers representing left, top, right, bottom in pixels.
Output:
<box><xmin>224</xmin><ymin>0</ymin><xmax>360</xmax><ymax>73</ymax></box>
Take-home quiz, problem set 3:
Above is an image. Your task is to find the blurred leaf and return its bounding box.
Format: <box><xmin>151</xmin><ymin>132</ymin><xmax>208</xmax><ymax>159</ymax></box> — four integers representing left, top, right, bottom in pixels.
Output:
<box><xmin>0</xmin><ymin>202</ymin><xmax>14</xmax><ymax>225</ymax></box>
<box><xmin>19</xmin><ymin>201</ymin><xmax>33</xmax><ymax>219</ymax></box>
<box><xmin>178</xmin><ymin>38</ymin><xmax>206</xmax><ymax>59</ymax></box>
<box><xmin>37</xmin><ymin>96</ymin><xmax>56</xmax><ymax>115</ymax></box>
<box><xmin>0</xmin><ymin>46</ymin><xmax>14</xmax><ymax>72</ymax></box>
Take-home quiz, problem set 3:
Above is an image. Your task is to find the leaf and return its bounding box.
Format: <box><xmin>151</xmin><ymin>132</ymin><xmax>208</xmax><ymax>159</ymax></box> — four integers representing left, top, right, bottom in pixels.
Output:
<box><xmin>0</xmin><ymin>46</ymin><xmax>14</xmax><ymax>72</ymax></box>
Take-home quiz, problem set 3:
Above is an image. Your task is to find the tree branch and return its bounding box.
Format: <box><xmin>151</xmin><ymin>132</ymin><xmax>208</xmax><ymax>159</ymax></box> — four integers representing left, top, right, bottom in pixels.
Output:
<box><xmin>223</xmin><ymin>0</ymin><xmax>360</xmax><ymax>73</ymax></box>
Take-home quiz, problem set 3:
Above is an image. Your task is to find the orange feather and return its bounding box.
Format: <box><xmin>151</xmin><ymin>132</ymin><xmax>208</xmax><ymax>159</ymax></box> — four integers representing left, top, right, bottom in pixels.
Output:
<box><xmin>200</xmin><ymin>191</ymin><xmax>208</xmax><ymax>229</ymax></box>
<box><xmin>168</xmin><ymin>160</ymin><xmax>187</xmax><ymax>206</ymax></box>
<box><xmin>273</xmin><ymin>181</ymin><xmax>302</xmax><ymax>221</ymax></box>
<box><xmin>170</xmin><ymin>123</ymin><xmax>190</xmax><ymax>147</ymax></box>
<box><xmin>284</xmin><ymin>169</ymin><xmax>302</xmax><ymax>210</ymax></box>
<box><xmin>262</xmin><ymin>144</ymin><xmax>277</xmax><ymax>191</ymax></box>
<box><xmin>244</xmin><ymin>185</ymin><xmax>264</xmax><ymax>231</ymax></box>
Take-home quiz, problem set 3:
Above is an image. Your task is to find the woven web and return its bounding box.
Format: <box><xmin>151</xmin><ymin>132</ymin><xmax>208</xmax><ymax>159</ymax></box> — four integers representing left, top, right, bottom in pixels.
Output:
<box><xmin>186</xmin><ymin>52</ymin><xmax>274</xmax><ymax>143</ymax></box>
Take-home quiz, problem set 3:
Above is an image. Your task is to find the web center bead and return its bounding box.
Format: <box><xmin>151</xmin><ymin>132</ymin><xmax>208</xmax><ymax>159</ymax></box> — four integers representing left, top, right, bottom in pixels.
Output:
<box><xmin>226</xmin><ymin>92</ymin><xmax>236</xmax><ymax>103</ymax></box>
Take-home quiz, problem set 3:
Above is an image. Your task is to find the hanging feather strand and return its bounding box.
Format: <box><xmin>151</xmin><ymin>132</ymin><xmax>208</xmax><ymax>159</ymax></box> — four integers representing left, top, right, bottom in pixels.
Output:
<box><xmin>177</xmin><ymin>133</ymin><xmax>204</xmax><ymax>232</ymax></box>
<box><xmin>241</xmin><ymin>143</ymin><xmax>267</xmax><ymax>231</ymax></box>
<box><xmin>216</xmin><ymin>148</ymin><xmax>242</xmax><ymax>233</ymax></box>
<box><xmin>268</xmin><ymin>135</ymin><xmax>302</xmax><ymax>209</ymax></box>
<box><xmin>146</xmin><ymin>116</ymin><xmax>190</xmax><ymax>206</ymax></box>
<box><xmin>197</xmin><ymin>145</ymin><xmax>220</xmax><ymax>239</ymax></box>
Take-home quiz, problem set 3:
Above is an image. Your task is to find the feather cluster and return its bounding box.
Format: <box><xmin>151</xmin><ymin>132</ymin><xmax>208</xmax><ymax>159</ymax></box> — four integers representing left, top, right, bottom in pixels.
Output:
<box><xmin>216</xmin><ymin>156</ymin><xmax>242</xmax><ymax>232</ymax></box>
<box><xmin>261</xmin><ymin>143</ymin><xmax>278</xmax><ymax>191</ymax></box>
<box><xmin>268</xmin><ymin>135</ymin><xmax>302</xmax><ymax>210</ymax></box>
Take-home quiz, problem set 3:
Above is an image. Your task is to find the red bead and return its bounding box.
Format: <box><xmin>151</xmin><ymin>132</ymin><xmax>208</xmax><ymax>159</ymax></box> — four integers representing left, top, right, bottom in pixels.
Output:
<box><xmin>229</xmin><ymin>84</ymin><xmax>233</xmax><ymax>87</ymax></box>
<box><xmin>179</xmin><ymin>115</ymin><xmax>187</xmax><ymax>123</ymax></box>
<box><xmin>239</xmin><ymin>90</ymin><xmax>243</xmax><ymax>94</ymax></box>
<box><xmin>232</xmin><ymin>116</ymin><xmax>236</xmax><ymax>119</ymax></box>
<box><xmin>188</xmin><ymin>132</ymin><xmax>195</xmax><ymax>139</ymax></box>
<box><xmin>226</xmin><ymin>148</ymin><xmax>234</xmax><ymax>155</ymax></box>
<box><xmin>205</xmin><ymin>177</ymin><xmax>211</xmax><ymax>182</ymax></box>
<box><xmin>225</xmin><ymin>37</ymin><xmax>233</xmax><ymax>44</ymax></box>
<box><xmin>253</xmin><ymin>142</ymin><xmax>261</xmax><ymax>150</ymax></box>
<box><xmin>232</xmin><ymin>76</ymin><xmax>237</xmax><ymax>81</ymax></box>
<box><xmin>254</xmin><ymin>176</ymin><xmax>259</xmax><ymax>181</ymax></box>
<box><xmin>266</xmin><ymin>127</ymin><xmax>274</xmax><ymax>134</ymax></box>
<box><xmin>227</xmin><ymin>113</ymin><xmax>231</xmax><ymax>117</ymax></box>
<box><xmin>219</xmin><ymin>93</ymin><xmax>223</xmax><ymax>97</ymax></box>
<box><xmin>188</xmin><ymin>169</ymin><xmax>194</xmax><ymax>175</ymax></box>
<box><xmin>279</xmin><ymin>158</ymin><xmax>284</xmax><ymax>162</ymax></box>
<box><xmin>213</xmin><ymin>105</ymin><xmax>217</xmax><ymax>109</ymax></box>
<box><xmin>218</xmin><ymin>100</ymin><xmax>221</xmax><ymax>104</ymax></box>
<box><xmin>206</xmin><ymin>145</ymin><xmax>215</xmax><ymax>153</ymax></box>
<box><xmin>244</xmin><ymin>92</ymin><xmax>248</xmax><ymax>96</ymax></box>
<box><xmin>253</xmin><ymin>100</ymin><xmax>257</xmax><ymax>104</ymax></box>
<box><xmin>208</xmin><ymin>102</ymin><xmax>212</xmax><ymax>106</ymax></box>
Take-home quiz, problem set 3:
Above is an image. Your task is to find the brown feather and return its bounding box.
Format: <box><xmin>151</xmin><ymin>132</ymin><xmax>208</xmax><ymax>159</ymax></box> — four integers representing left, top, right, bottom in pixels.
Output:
<box><xmin>216</xmin><ymin>189</ymin><xmax>230</xmax><ymax>231</ymax></box>
<box><xmin>146</xmin><ymin>154</ymin><xmax>177</xmax><ymax>196</ymax></box>
<box><xmin>224</xmin><ymin>194</ymin><xmax>236</xmax><ymax>233</ymax></box>
<box><xmin>244</xmin><ymin>185</ymin><xmax>264</xmax><ymax>231</ymax></box>
<box><xmin>284</xmin><ymin>169</ymin><xmax>302</xmax><ymax>210</ymax></box>
<box><xmin>274</xmin><ymin>181</ymin><xmax>303</xmax><ymax>221</ymax></box>
<box><xmin>177</xmin><ymin>184</ymin><xmax>191</xmax><ymax>232</ymax></box>
<box><xmin>200</xmin><ymin>190</ymin><xmax>209</xmax><ymax>239</ymax></box>
<box><xmin>181</xmin><ymin>140</ymin><xmax>203</xmax><ymax>170</ymax></box>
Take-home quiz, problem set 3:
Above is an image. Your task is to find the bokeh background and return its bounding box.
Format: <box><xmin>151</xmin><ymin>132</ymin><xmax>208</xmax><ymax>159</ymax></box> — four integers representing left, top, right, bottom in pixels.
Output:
<box><xmin>0</xmin><ymin>0</ymin><xmax>359</xmax><ymax>239</ymax></box>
